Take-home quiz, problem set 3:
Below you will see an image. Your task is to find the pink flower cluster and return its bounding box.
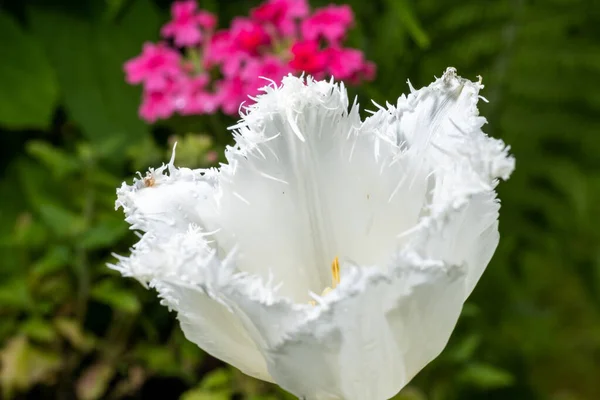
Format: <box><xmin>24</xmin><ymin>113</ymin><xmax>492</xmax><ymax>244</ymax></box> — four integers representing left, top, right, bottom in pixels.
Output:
<box><xmin>125</xmin><ymin>0</ymin><xmax>376</xmax><ymax>122</ymax></box>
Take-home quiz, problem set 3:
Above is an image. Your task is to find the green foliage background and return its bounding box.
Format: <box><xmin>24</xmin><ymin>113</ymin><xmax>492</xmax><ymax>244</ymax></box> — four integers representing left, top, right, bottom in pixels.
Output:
<box><xmin>1</xmin><ymin>0</ymin><xmax>599</xmax><ymax>399</ymax></box>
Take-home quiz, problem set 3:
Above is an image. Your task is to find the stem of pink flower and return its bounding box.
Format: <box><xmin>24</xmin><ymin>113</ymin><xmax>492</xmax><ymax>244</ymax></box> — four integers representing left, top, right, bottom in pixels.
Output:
<box><xmin>186</xmin><ymin>47</ymin><xmax>203</xmax><ymax>75</ymax></box>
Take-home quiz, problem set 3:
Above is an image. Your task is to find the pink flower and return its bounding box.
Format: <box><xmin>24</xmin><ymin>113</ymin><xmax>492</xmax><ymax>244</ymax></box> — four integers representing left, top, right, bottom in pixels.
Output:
<box><xmin>204</xmin><ymin>31</ymin><xmax>250</xmax><ymax>78</ymax></box>
<box><xmin>140</xmin><ymin>91</ymin><xmax>174</xmax><ymax>122</ymax></box>
<box><xmin>124</xmin><ymin>42</ymin><xmax>182</xmax><ymax>91</ymax></box>
<box><xmin>251</xmin><ymin>0</ymin><xmax>309</xmax><ymax>38</ymax></box>
<box><xmin>301</xmin><ymin>4</ymin><xmax>353</xmax><ymax>44</ymax></box>
<box><xmin>216</xmin><ymin>77</ymin><xmax>248</xmax><ymax>115</ymax></box>
<box><xmin>204</xmin><ymin>30</ymin><xmax>234</xmax><ymax>66</ymax></box>
<box><xmin>230</xmin><ymin>18</ymin><xmax>271</xmax><ymax>54</ymax></box>
<box><xmin>161</xmin><ymin>0</ymin><xmax>216</xmax><ymax>46</ymax></box>
<box><xmin>125</xmin><ymin>0</ymin><xmax>375</xmax><ymax>122</ymax></box>
<box><xmin>242</xmin><ymin>56</ymin><xmax>292</xmax><ymax>93</ymax></box>
<box><xmin>139</xmin><ymin>77</ymin><xmax>180</xmax><ymax>122</ymax></box>
<box><xmin>325</xmin><ymin>47</ymin><xmax>365</xmax><ymax>80</ymax></box>
<box><xmin>197</xmin><ymin>11</ymin><xmax>217</xmax><ymax>31</ymax></box>
<box><xmin>222</xmin><ymin>53</ymin><xmax>251</xmax><ymax>78</ymax></box>
<box><xmin>255</xmin><ymin>56</ymin><xmax>292</xmax><ymax>82</ymax></box>
<box><xmin>176</xmin><ymin>75</ymin><xmax>220</xmax><ymax>115</ymax></box>
<box><xmin>289</xmin><ymin>40</ymin><xmax>327</xmax><ymax>76</ymax></box>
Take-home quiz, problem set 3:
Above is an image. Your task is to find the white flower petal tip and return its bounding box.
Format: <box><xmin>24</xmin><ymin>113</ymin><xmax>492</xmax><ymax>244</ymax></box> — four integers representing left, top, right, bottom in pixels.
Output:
<box><xmin>112</xmin><ymin>69</ymin><xmax>513</xmax><ymax>400</ymax></box>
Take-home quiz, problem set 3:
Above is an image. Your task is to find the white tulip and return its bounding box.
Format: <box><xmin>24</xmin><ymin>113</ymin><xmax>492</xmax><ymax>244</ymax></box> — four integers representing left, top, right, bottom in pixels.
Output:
<box><xmin>112</xmin><ymin>68</ymin><xmax>514</xmax><ymax>400</ymax></box>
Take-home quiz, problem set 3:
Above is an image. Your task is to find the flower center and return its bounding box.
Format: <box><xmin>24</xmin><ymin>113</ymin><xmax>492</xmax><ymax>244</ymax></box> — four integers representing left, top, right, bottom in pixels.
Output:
<box><xmin>309</xmin><ymin>257</ymin><xmax>340</xmax><ymax>305</ymax></box>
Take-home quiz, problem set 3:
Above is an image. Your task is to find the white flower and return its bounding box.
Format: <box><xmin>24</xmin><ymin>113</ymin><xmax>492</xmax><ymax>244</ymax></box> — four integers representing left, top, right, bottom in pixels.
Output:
<box><xmin>112</xmin><ymin>68</ymin><xmax>514</xmax><ymax>400</ymax></box>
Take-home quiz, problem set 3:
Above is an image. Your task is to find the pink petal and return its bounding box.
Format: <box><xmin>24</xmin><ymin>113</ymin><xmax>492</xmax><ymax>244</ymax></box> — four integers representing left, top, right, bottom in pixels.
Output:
<box><xmin>140</xmin><ymin>89</ymin><xmax>176</xmax><ymax>122</ymax></box>
<box><xmin>230</xmin><ymin>17</ymin><xmax>270</xmax><ymax>54</ymax></box>
<box><xmin>197</xmin><ymin>11</ymin><xmax>217</xmax><ymax>30</ymax></box>
<box><xmin>124</xmin><ymin>42</ymin><xmax>182</xmax><ymax>90</ymax></box>
<box><xmin>172</xmin><ymin>0</ymin><xmax>197</xmax><ymax>20</ymax></box>
<box><xmin>326</xmin><ymin>47</ymin><xmax>364</xmax><ymax>80</ymax></box>
<box><xmin>289</xmin><ymin>40</ymin><xmax>327</xmax><ymax>75</ymax></box>
<box><xmin>301</xmin><ymin>4</ymin><xmax>354</xmax><ymax>43</ymax></box>
<box><xmin>251</xmin><ymin>0</ymin><xmax>309</xmax><ymax>38</ymax></box>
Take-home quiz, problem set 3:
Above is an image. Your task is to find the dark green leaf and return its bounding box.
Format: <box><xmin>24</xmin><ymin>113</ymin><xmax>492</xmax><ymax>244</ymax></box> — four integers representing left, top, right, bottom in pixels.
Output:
<box><xmin>80</xmin><ymin>217</ymin><xmax>129</xmax><ymax>249</ymax></box>
<box><xmin>37</xmin><ymin>203</ymin><xmax>86</xmax><ymax>237</ymax></box>
<box><xmin>91</xmin><ymin>280</ymin><xmax>141</xmax><ymax>314</ymax></box>
<box><xmin>448</xmin><ymin>334</ymin><xmax>481</xmax><ymax>363</ymax></box>
<box><xmin>26</xmin><ymin>140</ymin><xmax>80</xmax><ymax>179</ymax></box>
<box><xmin>387</xmin><ymin>0</ymin><xmax>430</xmax><ymax>49</ymax></box>
<box><xmin>28</xmin><ymin>0</ymin><xmax>162</xmax><ymax>156</ymax></box>
<box><xmin>0</xmin><ymin>12</ymin><xmax>58</xmax><ymax>129</ymax></box>
<box><xmin>30</xmin><ymin>246</ymin><xmax>72</xmax><ymax>278</ymax></box>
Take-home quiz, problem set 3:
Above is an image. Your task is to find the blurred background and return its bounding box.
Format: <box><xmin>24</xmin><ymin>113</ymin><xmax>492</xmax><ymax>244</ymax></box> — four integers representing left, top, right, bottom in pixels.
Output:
<box><xmin>1</xmin><ymin>0</ymin><xmax>599</xmax><ymax>399</ymax></box>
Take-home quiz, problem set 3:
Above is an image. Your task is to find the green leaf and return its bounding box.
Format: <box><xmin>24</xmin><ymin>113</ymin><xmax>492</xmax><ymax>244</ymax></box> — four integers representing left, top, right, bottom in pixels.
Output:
<box><xmin>80</xmin><ymin>217</ymin><xmax>129</xmax><ymax>249</ymax></box>
<box><xmin>30</xmin><ymin>245</ymin><xmax>72</xmax><ymax>278</ymax></box>
<box><xmin>459</xmin><ymin>362</ymin><xmax>515</xmax><ymax>389</ymax></box>
<box><xmin>200</xmin><ymin>369</ymin><xmax>232</xmax><ymax>391</ymax></box>
<box><xmin>0</xmin><ymin>164</ymin><xmax>25</xmax><ymax>242</ymax></box>
<box><xmin>37</xmin><ymin>203</ymin><xmax>86</xmax><ymax>237</ymax></box>
<box><xmin>134</xmin><ymin>344</ymin><xmax>179</xmax><ymax>376</ymax></box>
<box><xmin>26</xmin><ymin>141</ymin><xmax>80</xmax><ymax>179</ymax></box>
<box><xmin>179</xmin><ymin>389</ymin><xmax>231</xmax><ymax>400</ymax></box>
<box><xmin>0</xmin><ymin>12</ymin><xmax>58</xmax><ymax>129</ymax></box>
<box><xmin>15</xmin><ymin>159</ymin><xmax>77</xmax><ymax>234</ymax></box>
<box><xmin>28</xmin><ymin>0</ymin><xmax>161</xmax><ymax>156</ymax></box>
<box><xmin>448</xmin><ymin>334</ymin><xmax>481</xmax><ymax>363</ymax></box>
<box><xmin>387</xmin><ymin>0</ymin><xmax>430</xmax><ymax>49</ymax></box>
<box><xmin>19</xmin><ymin>319</ymin><xmax>58</xmax><ymax>343</ymax></box>
<box><xmin>0</xmin><ymin>278</ymin><xmax>32</xmax><ymax>311</ymax></box>
<box><xmin>91</xmin><ymin>280</ymin><xmax>141</xmax><ymax>314</ymax></box>
<box><xmin>180</xmin><ymin>369</ymin><xmax>234</xmax><ymax>400</ymax></box>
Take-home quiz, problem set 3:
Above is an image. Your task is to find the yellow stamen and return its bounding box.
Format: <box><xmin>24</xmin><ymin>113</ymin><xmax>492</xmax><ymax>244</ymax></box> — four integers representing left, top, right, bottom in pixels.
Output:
<box><xmin>309</xmin><ymin>257</ymin><xmax>341</xmax><ymax>306</ymax></box>
<box><xmin>331</xmin><ymin>256</ymin><xmax>340</xmax><ymax>288</ymax></box>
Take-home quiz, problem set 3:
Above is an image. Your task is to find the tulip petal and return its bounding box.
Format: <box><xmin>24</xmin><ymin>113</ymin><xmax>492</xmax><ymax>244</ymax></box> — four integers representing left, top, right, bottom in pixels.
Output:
<box><xmin>158</xmin><ymin>281</ymin><xmax>273</xmax><ymax>381</ymax></box>
<box><xmin>216</xmin><ymin>77</ymin><xmax>430</xmax><ymax>302</ymax></box>
<box><xmin>390</xmin><ymin>68</ymin><xmax>514</xmax><ymax>297</ymax></box>
<box><xmin>115</xmin><ymin>160</ymin><xmax>221</xmax><ymax>238</ymax></box>
<box><xmin>111</xmin><ymin>228</ymin><xmax>273</xmax><ymax>381</ymax></box>
<box><xmin>221</xmin><ymin>256</ymin><xmax>465</xmax><ymax>400</ymax></box>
